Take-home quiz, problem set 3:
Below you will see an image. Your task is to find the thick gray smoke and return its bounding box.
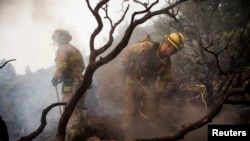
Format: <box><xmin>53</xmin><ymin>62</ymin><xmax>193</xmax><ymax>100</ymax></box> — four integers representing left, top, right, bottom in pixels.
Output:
<box><xmin>0</xmin><ymin>0</ymin><xmax>93</xmax><ymax>140</ymax></box>
<box><xmin>0</xmin><ymin>0</ymin><xmax>94</xmax><ymax>74</ymax></box>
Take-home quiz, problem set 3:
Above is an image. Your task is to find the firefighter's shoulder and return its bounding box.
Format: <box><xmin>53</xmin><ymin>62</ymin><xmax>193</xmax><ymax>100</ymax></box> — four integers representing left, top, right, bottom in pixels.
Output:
<box><xmin>135</xmin><ymin>41</ymin><xmax>153</xmax><ymax>53</ymax></box>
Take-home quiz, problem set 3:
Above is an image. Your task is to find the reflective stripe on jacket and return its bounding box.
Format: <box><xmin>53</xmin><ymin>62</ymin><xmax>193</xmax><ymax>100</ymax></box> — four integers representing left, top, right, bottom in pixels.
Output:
<box><xmin>54</xmin><ymin>44</ymin><xmax>85</xmax><ymax>79</ymax></box>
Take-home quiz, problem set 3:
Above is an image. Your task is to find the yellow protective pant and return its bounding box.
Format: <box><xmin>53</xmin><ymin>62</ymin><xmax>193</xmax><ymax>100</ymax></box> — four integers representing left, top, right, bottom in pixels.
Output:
<box><xmin>122</xmin><ymin>82</ymin><xmax>162</xmax><ymax>139</ymax></box>
<box><xmin>62</xmin><ymin>77</ymin><xmax>88</xmax><ymax>141</ymax></box>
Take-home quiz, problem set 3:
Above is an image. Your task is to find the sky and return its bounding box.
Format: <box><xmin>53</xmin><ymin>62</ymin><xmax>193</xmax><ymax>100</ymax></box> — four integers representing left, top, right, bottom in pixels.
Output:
<box><xmin>0</xmin><ymin>0</ymin><xmax>166</xmax><ymax>75</ymax></box>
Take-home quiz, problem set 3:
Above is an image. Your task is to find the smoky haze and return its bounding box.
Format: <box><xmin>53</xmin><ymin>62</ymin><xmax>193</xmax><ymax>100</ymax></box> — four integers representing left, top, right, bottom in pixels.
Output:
<box><xmin>94</xmin><ymin>45</ymin><xmax>242</xmax><ymax>140</ymax></box>
<box><xmin>0</xmin><ymin>0</ymin><xmax>245</xmax><ymax>141</ymax></box>
<box><xmin>0</xmin><ymin>0</ymin><xmax>166</xmax><ymax>75</ymax></box>
<box><xmin>0</xmin><ymin>0</ymin><xmax>95</xmax><ymax>140</ymax></box>
<box><xmin>0</xmin><ymin>0</ymin><xmax>95</xmax><ymax>74</ymax></box>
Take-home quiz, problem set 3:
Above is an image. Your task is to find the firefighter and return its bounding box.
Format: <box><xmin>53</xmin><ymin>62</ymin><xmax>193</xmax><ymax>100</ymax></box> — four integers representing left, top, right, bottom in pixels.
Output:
<box><xmin>121</xmin><ymin>33</ymin><xmax>185</xmax><ymax>139</ymax></box>
<box><xmin>51</xmin><ymin>28</ymin><xmax>86</xmax><ymax>141</ymax></box>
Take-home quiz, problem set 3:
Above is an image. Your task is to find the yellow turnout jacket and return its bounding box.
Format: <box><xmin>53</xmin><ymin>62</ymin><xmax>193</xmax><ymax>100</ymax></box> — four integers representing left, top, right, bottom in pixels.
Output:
<box><xmin>54</xmin><ymin>44</ymin><xmax>85</xmax><ymax>80</ymax></box>
<box><xmin>122</xmin><ymin>35</ymin><xmax>172</xmax><ymax>92</ymax></box>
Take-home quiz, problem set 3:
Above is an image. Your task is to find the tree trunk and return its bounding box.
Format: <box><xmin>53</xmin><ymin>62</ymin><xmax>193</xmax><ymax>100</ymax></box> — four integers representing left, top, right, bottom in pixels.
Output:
<box><xmin>0</xmin><ymin>116</ymin><xmax>9</xmax><ymax>141</ymax></box>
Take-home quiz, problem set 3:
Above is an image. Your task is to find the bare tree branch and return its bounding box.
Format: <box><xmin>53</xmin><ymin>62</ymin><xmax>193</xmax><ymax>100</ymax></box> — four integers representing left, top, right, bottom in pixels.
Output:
<box><xmin>96</xmin><ymin>5</ymin><xmax>130</xmax><ymax>57</ymax></box>
<box><xmin>225</xmin><ymin>99</ymin><xmax>250</xmax><ymax>106</ymax></box>
<box><xmin>136</xmin><ymin>83</ymin><xmax>249</xmax><ymax>141</ymax></box>
<box><xmin>86</xmin><ymin>0</ymin><xmax>109</xmax><ymax>53</ymax></box>
<box><xmin>131</xmin><ymin>0</ymin><xmax>159</xmax><ymax>23</ymax></box>
<box><xmin>133</xmin><ymin>0</ymin><xmax>149</xmax><ymax>8</ymax></box>
<box><xmin>166</xmin><ymin>0</ymin><xmax>181</xmax><ymax>21</ymax></box>
<box><xmin>198</xmin><ymin>39</ymin><xmax>227</xmax><ymax>76</ymax></box>
<box><xmin>102</xmin><ymin>4</ymin><xmax>114</xmax><ymax>27</ymax></box>
<box><xmin>18</xmin><ymin>102</ymin><xmax>66</xmax><ymax>141</ymax></box>
<box><xmin>0</xmin><ymin>59</ymin><xmax>16</xmax><ymax>69</ymax></box>
<box><xmin>95</xmin><ymin>0</ymin><xmax>189</xmax><ymax>69</ymax></box>
<box><xmin>56</xmin><ymin>0</ymin><xmax>189</xmax><ymax>140</ymax></box>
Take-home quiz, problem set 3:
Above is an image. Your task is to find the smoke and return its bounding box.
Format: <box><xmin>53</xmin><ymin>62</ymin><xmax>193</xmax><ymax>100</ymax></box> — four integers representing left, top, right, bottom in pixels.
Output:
<box><xmin>0</xmin><ymin>0</ymin><xmax>163</xmax><ymax>74</ymax></box>
<box><xmin>92</xmin><ymin>40</ymin><xmax>243</xmax><ymax>140</ymax></box>
<box><xmin>0</xmin><ymin>0</ymin><xmax>244</xmax><ymax>140</ymax></box>
<box><xmin>0</xmin><ymin>1</ymin><xmax>125</xmax><ymax>140</ymax></box>
<box><xmin>0</xmin><ymin>1</ymin><xmax>96</xmax><ymax>140</ymax></box>
<box><xmin>176</xmin><ymin>103</ymin><xmax>241</xmax><ymax>141</ymax></box>
<box><xmin>0</xmin><ymin>0</ymin><xmax>95</xmax><ymax>75</ymax></box>
<box><xmin>0</xmin><ymin>67</ymin><xmax>57</xmax><ymax>140</ymax></box>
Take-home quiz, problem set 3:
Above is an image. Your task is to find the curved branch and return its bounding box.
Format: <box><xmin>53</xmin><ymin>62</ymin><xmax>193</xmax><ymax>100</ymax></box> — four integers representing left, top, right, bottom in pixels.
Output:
<box><xmin>95</xmin><ymin>0</ymin><xmax>188</xmax><ymax>68</ymax></box>
<box><xmin>86</xmin><ymin>0</ymin><xmax>109</xmax><ymax>54</ymax></box>
<box><xmin>102</xmin><ymin>4</ymin><xmax>113</xmax><ymax>28</ymax></box>
<box><xmin>131</xmin><ymin>0</ymin><xmax>159</xmax><ymax>24</ymax></box>
<box><xmin>133</xmin><ymin>0</ymin><xmax>149</xmax><ymax>8</ymax></box>
<box><xmin>85</xmin><ymin>0</ymin><xmax>94</xmax><ymax>13</ymax></box>
<box><xmin>0</xmin><ymin>59</ymin><xmax>16</xmax><ymax>69</ymax></box>
<box><xmin>56</xmin><ymin>1</ymin><xmax>189</xmax><ymax>140</ymax></box>
<box><xmin>96</xmin><ymin>5</ymin><xmax>130</xmax><ymax>56</ymax></box>
<box><xmin>136</xmin><ymin>85</ymin><xmax>248</xmax><ymax>141</ymax></box>
<box><xmin>17</xmin><ymin>102</ymin><xmax>66</xmax><ymax>141</ymax></box>
<box><xmin>198</xmin><ymin>40</ymin><xmax>227</xmax><ymax>76</ymax></box>
<box><xmin>225</xmin><ymin>99</ymin><xmax>250</xmax><ymax>106</ymax></box>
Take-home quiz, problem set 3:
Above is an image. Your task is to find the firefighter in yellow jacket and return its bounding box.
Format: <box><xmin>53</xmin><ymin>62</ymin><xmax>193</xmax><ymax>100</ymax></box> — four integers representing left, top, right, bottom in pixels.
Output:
<box><xmin>51</xmin><ymin>28</ymin><xmax>86</xmax><ymax>141</ymax></box>
<box><xmin>122</xmin><ymin>33</ymin><xmax>185</xmax><ymax>139</ymax></box>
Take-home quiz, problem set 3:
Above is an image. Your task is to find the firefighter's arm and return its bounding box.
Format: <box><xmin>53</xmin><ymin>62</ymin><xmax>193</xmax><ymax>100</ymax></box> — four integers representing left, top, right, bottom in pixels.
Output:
<box><xmin>156</xmin><ymin>70</ymin><xmax>172</xmax><ymax>93</ymax></box>
<box><xmin>52</xmin><ymin>48</ymin><xmax>68</xmax><ymax>86</ymax></box>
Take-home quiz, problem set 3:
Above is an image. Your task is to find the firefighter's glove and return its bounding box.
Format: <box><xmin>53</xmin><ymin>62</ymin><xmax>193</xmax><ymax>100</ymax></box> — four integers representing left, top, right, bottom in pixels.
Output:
<box><xmin>51</xmin><ymin>76</ymin><xmax>59</xmax><ymax>87</ymax></box>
